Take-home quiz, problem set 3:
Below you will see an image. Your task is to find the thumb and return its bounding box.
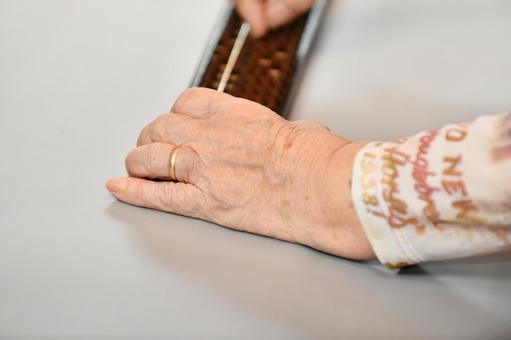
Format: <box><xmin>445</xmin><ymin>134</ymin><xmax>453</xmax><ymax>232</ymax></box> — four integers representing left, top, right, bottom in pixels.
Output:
<box><xmin>265</xmin><ymin>0</ymin><xmax>315</xmax><ymax>29</ymax></box>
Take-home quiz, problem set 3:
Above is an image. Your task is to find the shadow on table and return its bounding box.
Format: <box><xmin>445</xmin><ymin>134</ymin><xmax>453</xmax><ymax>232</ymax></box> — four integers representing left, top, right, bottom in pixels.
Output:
<box><xmin>106</xmin><ymin>201</ymin><xmax>510</xmax><ymax>339</ymax></box>
<box><xmin>400</xmin><ymin>252</ymin><xmax>511</xmax><ymax>278</ymax></box>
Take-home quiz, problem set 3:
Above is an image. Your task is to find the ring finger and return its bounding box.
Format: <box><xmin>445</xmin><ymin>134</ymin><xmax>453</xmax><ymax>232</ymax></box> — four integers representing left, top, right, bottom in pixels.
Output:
<box><xmin>125</xmin><ymin>142</ymin><xmax>199</xmax><ymax>183</ymax></box>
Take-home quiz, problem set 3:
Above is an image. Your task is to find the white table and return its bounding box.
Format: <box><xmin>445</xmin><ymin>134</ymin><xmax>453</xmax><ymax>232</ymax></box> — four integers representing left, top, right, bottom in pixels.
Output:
<box><xmin>1</xmin><ymin>1</ymin><xmax>510</xmax><ymax>339</ymax></box>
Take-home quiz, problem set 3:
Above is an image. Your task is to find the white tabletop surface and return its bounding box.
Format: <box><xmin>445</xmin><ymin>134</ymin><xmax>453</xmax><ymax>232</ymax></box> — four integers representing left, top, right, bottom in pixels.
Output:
<box><xmin>1</xmin><ymin>1</ymin><xmax>510</xmax><ymax>339</ymax></box>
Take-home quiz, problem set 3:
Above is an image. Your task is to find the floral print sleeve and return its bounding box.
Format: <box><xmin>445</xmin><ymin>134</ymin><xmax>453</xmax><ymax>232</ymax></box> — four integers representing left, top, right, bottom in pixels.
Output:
<box><xmin>351</xmin><ymin>113</ymin><xmax>511</xmax><ymax>269</ymax></box>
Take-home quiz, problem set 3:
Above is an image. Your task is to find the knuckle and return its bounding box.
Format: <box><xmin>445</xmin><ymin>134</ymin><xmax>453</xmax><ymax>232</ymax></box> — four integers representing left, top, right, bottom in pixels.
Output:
<box><xmin>175</xmin><ymin>87</ymin><xmax>227</xmax><ymax>117</ymax></box>
<box><xmin>150</xmin><ymin>114</ymin><xmax>169</xmax><ymax>141</ymax></box>
<box><xmin>202</xmin><ymin>90</ymin><xmax>225</xmax><ymax>116</ymax></box>
<box><xmin>157</xmin><ymin>184</ymin><xmax>196</xmax><ymax>215</ymax></box>
<box><xmin>125</xmin><ymin>152</ymin><xmax>135</xmax><ymax>174</ymax></box>
<box><xmin>151</xmin><ymin>181</ymin><xmax>206</xmax><ymax>216</ymax></box>
<box><xmin>182</xmin><ymin>189</ymin><xmax>200</xmax><ymax>213</ymax></box>
<box><xmin>173</xmin><ymin>87</ymin><xmax>205</xmax><ymax>113</ymax></box>
<box><xmin>137</xmin><ymin>125</ymin><xmax>151</xmax><ymax>146</ymax></box>
<box><xmin>291</xmin><ymin>120</ymin><xmax>308</xmax><ymax>131</ymax></box>
<box><xmin>136</xmin><ymin>134</ymin><xmax>145</xmax><ymax>147</ymax></box>
<box><xmin>233</xmin><ymin>98</ymin><xmax>269</xmax><ymax>120</ymax></box>
<box><xmin>154</xmin><ymin>113</ymin><xmax>169</xmax><ymax>128</ymax></box>
<box><xmin>144</xmin><ymin>145</ymin><xmax>163</xmax><ymax>173</ymax></box>
<box><xmin>157</xmin><ymin>185</ymin><xmax>173</xmax><ymax>210</ymax></box>
<box><xmin>124</xmin><ymin>149</ymin><xmax>139</xmax><ymax>176</ymax></box>
<box><xmin>308</xmin><ymin>120</ymin><xmax>325</xmax><ymax>129</ymax></box>
<box><xmin>194</xmin><ymin>193</ymin><xmax>209</xmax><ymax>213</ymax></box>
<box><xmin>297</xmin><ymin>120</ymin><xmax>328</xmax><ymax>131</ymax></box>
<box><xmin>173</xmin><ymin>88</ymin><xmax>194</xmax><ymax>112</ymax></box>
<box><xmin>136</xmin><ymin>182</ymin><xmax>147</xmax><ymax>203</ymax></box>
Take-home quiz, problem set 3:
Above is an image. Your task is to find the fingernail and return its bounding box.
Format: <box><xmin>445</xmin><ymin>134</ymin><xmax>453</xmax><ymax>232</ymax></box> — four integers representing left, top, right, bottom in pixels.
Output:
<box><xmin>106</xmin><ymin>178</ymin><xmax>126</xmax><ymax>193</ymax></box>
<box><xmin>266</xmin><ymin>1</ymin><xmax>291</xmax><ymax>28</ymax></box>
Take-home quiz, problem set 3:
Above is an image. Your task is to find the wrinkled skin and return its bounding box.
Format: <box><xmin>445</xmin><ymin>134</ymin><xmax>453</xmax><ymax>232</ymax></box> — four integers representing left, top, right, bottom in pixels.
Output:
<box><xmin>107</xmin><ymin>88</ymin><xmax>375</xmax><ymax>260</ymax></box>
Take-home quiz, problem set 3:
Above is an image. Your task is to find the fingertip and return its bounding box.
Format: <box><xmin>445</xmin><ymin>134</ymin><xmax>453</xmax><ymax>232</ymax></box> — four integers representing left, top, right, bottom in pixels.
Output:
<box><xmin>249</xmin><ymin>24</ymin><xmax>267</xmax><ymax>39</ymax></box>
<box><xmin>106</xmin><ymin>178</ymin><xmax>127</xmax><ymax>194</ymax></box>
<box><xmin>245</xmin><ymin>16</ymin><xmax>267</xmax><ymax>38</ymax></box>
<box><xmin>265</xmin><ymin>1</ymin><xmax>292</xmax><ymax>29</ymax></box>
<box><xmin>234</xmin><ymin>0</ymin><xmax>267</xmax><ymax>38</ymax></box>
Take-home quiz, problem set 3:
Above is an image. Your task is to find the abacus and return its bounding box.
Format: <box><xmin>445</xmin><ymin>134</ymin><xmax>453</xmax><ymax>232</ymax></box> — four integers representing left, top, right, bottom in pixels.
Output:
<box><xmin>191</xmin><ymin>1</ymin><xmax>328</xmax><ymax>117</ymax></box>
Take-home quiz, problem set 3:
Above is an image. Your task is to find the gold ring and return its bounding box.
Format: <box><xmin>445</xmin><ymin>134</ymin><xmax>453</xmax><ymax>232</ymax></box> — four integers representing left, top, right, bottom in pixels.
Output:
<box><xmin>169</xmin><ymin>146</ymin><xmax>180</xmax><ymax>181</ymax></box>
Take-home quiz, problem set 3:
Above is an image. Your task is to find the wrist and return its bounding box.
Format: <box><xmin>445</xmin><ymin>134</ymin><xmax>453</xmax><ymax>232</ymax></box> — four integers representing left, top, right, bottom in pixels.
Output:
<box><xmin>313</xmin><ymin>139</ymin><xmax>376</xmax><ymax>260</ymax></box>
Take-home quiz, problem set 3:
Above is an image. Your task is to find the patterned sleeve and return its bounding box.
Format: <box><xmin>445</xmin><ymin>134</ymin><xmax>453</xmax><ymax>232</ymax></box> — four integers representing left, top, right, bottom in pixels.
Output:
<box><xmin>351</xmin><ymin>113</ymin><xmax>511</xmax><ymax>269</ymax></box>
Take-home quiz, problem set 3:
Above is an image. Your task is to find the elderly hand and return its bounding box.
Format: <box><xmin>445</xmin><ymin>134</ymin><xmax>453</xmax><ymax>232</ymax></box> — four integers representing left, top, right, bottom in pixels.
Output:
<box><xmin>234</xmin><ymin>0</ymin><xmax>316</xmax><ymax>38</ymax></box>
<box><xmin>107</xmin><ymin>88</ymin><xmax>374</xmax><ymax>260</ymax></box>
